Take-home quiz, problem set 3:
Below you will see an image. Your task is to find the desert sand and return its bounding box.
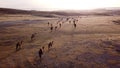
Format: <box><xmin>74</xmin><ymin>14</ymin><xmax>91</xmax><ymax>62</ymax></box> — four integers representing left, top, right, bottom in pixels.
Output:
<box><xmin>0</xmin><ymin>15</ymin><xmax>120</xmax><ymax>68</ymax></box>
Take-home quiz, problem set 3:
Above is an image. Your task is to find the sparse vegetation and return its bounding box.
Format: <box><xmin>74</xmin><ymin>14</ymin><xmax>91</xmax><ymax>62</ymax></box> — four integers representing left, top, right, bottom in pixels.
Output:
<box><xmin>113</xmin><ymin>20</ymin><xmax>120</xmax><ymax>25</ymax></box>
<box><xmin>0</xmin><ymin>8</ymin><xmax>120</xmax><ymax>68</ymax></box>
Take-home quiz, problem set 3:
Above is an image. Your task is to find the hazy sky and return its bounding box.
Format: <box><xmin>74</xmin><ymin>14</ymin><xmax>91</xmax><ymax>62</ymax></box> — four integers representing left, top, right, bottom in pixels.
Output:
<box><xmin>0</xmin><ymin>0</ymin><xmax>120</xmax><ymax>11</ymax></box>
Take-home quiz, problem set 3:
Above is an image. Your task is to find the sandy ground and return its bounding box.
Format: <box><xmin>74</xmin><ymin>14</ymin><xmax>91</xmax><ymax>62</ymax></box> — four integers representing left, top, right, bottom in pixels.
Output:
<box><xmin>0</xmin><ymin>15</ymin><xmax>120</xmax><ymax>68</ymax></box>
<box><xmin>0</xmin><ymin>14</ymin><xmax>55</xmax><ymax>22</ymax></box>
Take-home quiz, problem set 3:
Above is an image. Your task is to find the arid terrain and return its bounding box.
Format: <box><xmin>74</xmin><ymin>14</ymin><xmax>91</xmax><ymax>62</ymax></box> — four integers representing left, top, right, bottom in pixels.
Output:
<box><xmin>0</xmin><ymin>8</ymin><xmax>120</xmax><ymax>68</ymax></box>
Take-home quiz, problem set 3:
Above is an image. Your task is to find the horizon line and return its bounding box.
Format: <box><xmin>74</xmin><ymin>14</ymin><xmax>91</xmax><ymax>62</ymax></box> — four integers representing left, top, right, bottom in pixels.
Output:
<box><xmin>0</xmin><ymin>7</ymin><xmax>120</xmax><ymax>11</ymax></box>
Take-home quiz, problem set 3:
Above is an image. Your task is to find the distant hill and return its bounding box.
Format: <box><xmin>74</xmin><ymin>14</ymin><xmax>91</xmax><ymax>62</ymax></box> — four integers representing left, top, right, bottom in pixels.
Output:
<box><xmin>0</xmin><ymin>8</ymin><xmax>60</xmax><ymax>17</ymax></box>
<box><xmin>0</xmin><ymin>7</ymin><xmax>120</xmax><ymax>16</ymax></box>
<box><xmin>0</xmin><ymin>8</ymin><xmax>84</xmax><ymax>17</ymax></box>
<box><xmin>0</xmin><ymin>8</ymin><xmax>31</xmax><ymax>14</ymax></box>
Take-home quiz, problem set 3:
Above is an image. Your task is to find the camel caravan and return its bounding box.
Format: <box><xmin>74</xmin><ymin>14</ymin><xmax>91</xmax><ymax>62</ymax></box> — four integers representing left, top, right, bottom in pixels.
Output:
<box><xmin>14</xmin><ymin>17</ymin><xmax>79</xmax><ymax>60</ymax></box>
<box><xmin>38</xmin><ymin>40</ymin><xmax>54</xmax><ymax>59</ymax></box>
